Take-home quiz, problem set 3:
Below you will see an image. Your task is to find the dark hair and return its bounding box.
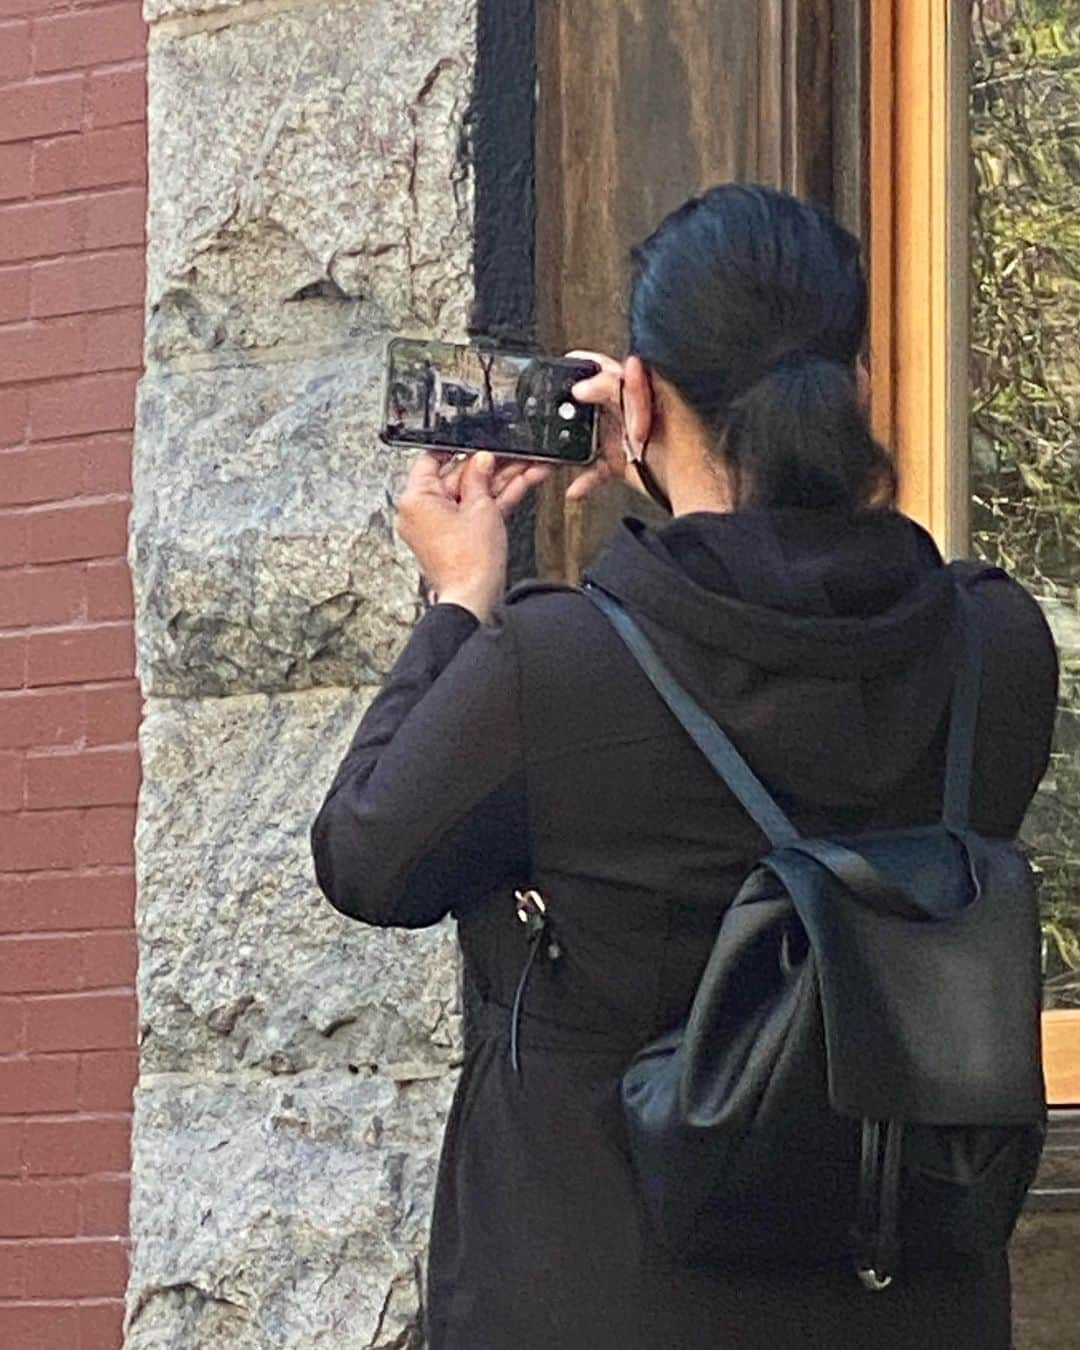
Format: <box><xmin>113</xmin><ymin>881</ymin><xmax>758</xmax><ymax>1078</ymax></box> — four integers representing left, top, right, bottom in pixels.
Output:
<box><xmin>629</xmin><ymin>183</ymin><xmax>896</xmax><ymax>511</ymax></box>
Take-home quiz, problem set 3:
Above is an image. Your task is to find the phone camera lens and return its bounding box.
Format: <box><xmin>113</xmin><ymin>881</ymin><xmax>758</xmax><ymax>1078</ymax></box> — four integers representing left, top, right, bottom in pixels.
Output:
<box><xmin>558</xmin><ymin>401</ymin><xmax>576</xmax><ymax>421</ymax></box>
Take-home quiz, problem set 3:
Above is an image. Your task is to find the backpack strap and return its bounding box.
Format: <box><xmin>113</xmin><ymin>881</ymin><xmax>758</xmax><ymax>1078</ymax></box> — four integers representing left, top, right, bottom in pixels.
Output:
<box><xmin>582</xmin><ymin>583</ymin><xmax>801</xmax><ymax>848</ymax></box>
<box><xmin>941</xmin><ymin>580</ymin><xmax>985</xmax><ymax>833</ymax></box>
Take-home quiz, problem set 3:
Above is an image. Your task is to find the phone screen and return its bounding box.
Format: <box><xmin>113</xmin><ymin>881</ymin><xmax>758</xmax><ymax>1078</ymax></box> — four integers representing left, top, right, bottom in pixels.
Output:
<box><xmin>382</xmin><ymin>339</ymin><xmax>600</xmax><ymax>464</ymax></box>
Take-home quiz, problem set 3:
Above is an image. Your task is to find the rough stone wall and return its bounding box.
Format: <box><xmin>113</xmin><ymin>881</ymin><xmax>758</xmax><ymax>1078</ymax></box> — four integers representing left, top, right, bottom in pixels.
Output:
<box><xmin>126</xmin><ymin>1</ymin><xmax>476</xmax><ymax>1344</ymax></box>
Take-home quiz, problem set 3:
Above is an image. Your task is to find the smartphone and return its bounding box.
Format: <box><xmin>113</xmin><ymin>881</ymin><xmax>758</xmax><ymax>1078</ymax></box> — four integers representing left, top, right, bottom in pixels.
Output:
<box><xmin>380</xmin><ymin>338</ymin><xmax>601</xmax><ymax>465</ymax></box>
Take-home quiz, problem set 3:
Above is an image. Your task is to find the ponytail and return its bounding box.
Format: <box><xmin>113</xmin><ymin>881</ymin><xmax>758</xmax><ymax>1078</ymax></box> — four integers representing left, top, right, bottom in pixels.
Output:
<box><xmin>629</xmin><ymin>184</ymin><xmax>896</xmax><ymax>513</ymax></box>
<box><xmin>724</xmin><ymin>356</ymin><xmax>896</xmax><ymax>510</ymax></box>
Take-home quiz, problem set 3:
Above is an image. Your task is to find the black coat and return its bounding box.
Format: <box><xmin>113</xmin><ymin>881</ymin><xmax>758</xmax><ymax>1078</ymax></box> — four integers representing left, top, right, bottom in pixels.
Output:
<box><xmin>311</xmin><ymin>508</ymin><xmax>1057</xmax><ymax>1350</ymax></box>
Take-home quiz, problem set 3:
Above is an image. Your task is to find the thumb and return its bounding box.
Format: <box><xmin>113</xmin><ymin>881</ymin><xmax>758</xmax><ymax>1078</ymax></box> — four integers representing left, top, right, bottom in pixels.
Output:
<box><xmin>460</xmin><ymin>451</ymin><xmax>496</xmax><ymax>503</ymax></box>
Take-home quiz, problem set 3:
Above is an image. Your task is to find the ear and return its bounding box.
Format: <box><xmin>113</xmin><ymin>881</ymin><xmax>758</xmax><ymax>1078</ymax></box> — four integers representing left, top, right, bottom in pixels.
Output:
<box><xmin>622</xmin><ymin>354</ymin><xmax>654</xmax><ymax>453</ymax></box>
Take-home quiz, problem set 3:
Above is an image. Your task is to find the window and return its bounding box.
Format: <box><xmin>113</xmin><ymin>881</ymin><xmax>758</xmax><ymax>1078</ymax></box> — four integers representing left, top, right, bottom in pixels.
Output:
<box><xmin>871</xmin><ymin>0</ymin><xmax>1079</xmax><ymax>1103</ymax></box>
<box><xmin>970</xmin><ymin>0</ymin><xmax>1080</xmax><ymax>1099</ymax></box>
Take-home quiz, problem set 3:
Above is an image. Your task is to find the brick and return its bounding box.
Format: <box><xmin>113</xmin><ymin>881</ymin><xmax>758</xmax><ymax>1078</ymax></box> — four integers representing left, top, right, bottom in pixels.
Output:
<box><xmin>0</xmin><ymin>444</ymin><xmax>84</xmax><ymax>508</ymax></box>
<box><xmin>0</xmin><ymin>748</ymin><xmax>21</xmax><ymax>807</ymax></box>
<box><xmin>30</xmin><ymin>247</ymin><xmax>144</xmax><ymax>319</ymax></box>
<box><xmin>33</xmin><ymin>124</ymin><xmax>145</xmax><ymax>196</ymax></box>
<box><xmin>29</xmin><ymin>369</ymin><xmax>137</xmax><ymax>440</ymax></box>
<box><xmin>8</xmin><ymin>432</ymin><xmax>130</xmax><ymax>501</ymax></box>
<box><xmin>0</xmin><ymin>315</ymin><xmax>85</xmax><ymax>384</ymax></box>
<box><xmin>24</xmin><ymin>498</ymin><xmax>129</xmax><ymax>564</ymax></box>
<box><xmin>0</xmin><ymin>1178</ymin><xmax>78</xmax><ymax>1236</ymax></box>
<box><xmin>26</xmin><ymin>744</ymin><xmax>139</xmax><ymax>809</ymax></box>
<box><xmin>82</xmin><ymin>804</ymin><xmax>135</xmax><ymax>866</ymax></box>
<box><xmin>0</xmin><ymin>141</ymin><xmax>31</xmax><ymax>201</ymax></box>
<box><xmin>0</xmin><ymin>1053</ymin><xmax>78</xmax><ymax>1109</ymax></box>
<box><xmin>0</xmin><ymin>1239</ymin><xmax>24</xmax><ymax>1294</ymax></box>
<box><xmin>25</xmin><ymin>991</ymin><xmax>134</xmax><ymax>1054</ymax></box>
<box><xmin>0</xmin><ymin>809</ymin><xmax>83</xmax><ymax>871</ymax></box>
<box><xmin>0</xmin><ymin>0</ymin><xmax>65</xmax><ymax>15</ymax></box>
<box><xmin>83</xmin><ymin>185</ymin><xmax>144</xmax><ymax>250</ymax></box>
<box><xmin>88</xmin><ymin>62</ymin><xmax>145</xmax><ymax>129</ymax></box>
<box><xmin>0</xmin><ymin>75</ymin><xmax>82</xmax><ymax>146</ymax></box>
<box><xmin>78</xmin><ymin>1047</ymin><xmax>135</xmax><ymax>1113</ymax></box>
<box><xmin>85</xmin><ymin>558</ymin><xmax>132</xmax><ymax>621</ymax></box>
<box><xmin>0</xmin><ymin>21</ymin><xmax>31</xmax><ymax>84</ymax></box>
<box><xmin>0</xmin><ymin>263</ymin><xmax>30</xmax><ymax>321</ymax></box>
<box><xmin>0</xmin><ymin>874</ymin><xmax>22</xmax><ymax>931</ymax></box>
<box><xmin>81</xmin><ymin>431</ymin><xmax>131</xmax><ymax>493</ymax></box>
<box><xmin>0</xmin><ymin>1303</ymin><xmax>79</xmax><ymax>1349</ymax></box>
<box><xmin>84</xmin><ymin>682</ymin><xmax>139</xmax><ymax>746</ymax></box>
<box><xmin>0</xmin><ymin>937</ymin><xmax>84</xmax><ymax>994</ymax></box>
<box><xmin>0</xmin><ymin>197</ymin><xmax>85</xmax><ymax>264</ymax></box>
<box><xmin>0</xmin><ymin>505</ymin><xmax>29</xmax><ymax>562</ymax></box>
<box><xmin>0</xmin><ymin>997</ymin><xmax>23</xmax><ymax>1054</ymax></box>
<box><xmin>78</xmin><ymin>931</ymin><xmax>135</xmax><ymax>994</ymax></box>
<box><xmin>7</xmin><ymin>561</ymin><xmax>89</xmax><ymax>626</ymax></box>
<box><xmin>83</xmin><ymin>305</ymin><xmax>143</xmax><ymax>371</ymax></box>
<box><xmin>22</xmin><ymin>1235</ymin><xmax>129</xmax><ymax>1297</ymax></box>
<box><xmin>23</xmin><ymin>1114</ymin><xmax>130</xmax><ymax>1173</ymax></box>
<box><xmin>27</xmin><ymin>622</ymin><xmax>133</xmax><ymax>686</ymax></box>
<box><xmin>78</xmin><ymin>1174</ymin><xmax>129</xmax><ymax>1235</ymax></box>
<box><xmin>12</xmin><ymin>869</ymin><xmax>134</xmax><ymax>934</ymax></box>
<box><xmin>79</xmin><ymin>1299</ymin><xmax>125</xmax><ymax>1347</ymax></box>
<box><xmin>0</xmin><ymin>1118</ymin><xmax>23</xmax><ymax>1174</ymax></box>
<box><xmin>0</xmin><ymin>632</ymin><xmax>27</xmax><ymax>688</ymax></box>
<box><xmin>35</xmin><ymin>5</ymin><xmax>146</xmax><ymax>74</ymax></box>
<box><xmin>0</xmin><ymin>687</ymin><xmax>85</xmax><ymax>750</ymax></box>
<box><xmin>0</xmin><ymin>383</ymin><xmax>29</xmax><ymax>445</ymax></box>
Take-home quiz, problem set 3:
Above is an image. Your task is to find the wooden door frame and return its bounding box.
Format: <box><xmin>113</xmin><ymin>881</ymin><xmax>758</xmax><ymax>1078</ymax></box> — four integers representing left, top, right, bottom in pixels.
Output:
<box><xmin>869</xmin><ymin>0</ymin><xmax>971</xmax><ymax>555</ymax></box>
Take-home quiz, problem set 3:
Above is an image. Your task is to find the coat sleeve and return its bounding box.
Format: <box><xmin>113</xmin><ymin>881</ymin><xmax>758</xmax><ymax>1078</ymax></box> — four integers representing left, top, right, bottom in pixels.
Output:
<box><xmin>310</xmin><ymin>602</ymin><xmax>529</xmax><ymax>928</ymax></box>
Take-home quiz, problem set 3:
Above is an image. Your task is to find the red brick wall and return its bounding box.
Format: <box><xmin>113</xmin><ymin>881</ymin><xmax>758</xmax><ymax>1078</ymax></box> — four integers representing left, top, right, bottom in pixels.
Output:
<box><xmin>0</xmin><ymin>0</ymin><xmax>146</xmax><ymax>1343</ymax></box>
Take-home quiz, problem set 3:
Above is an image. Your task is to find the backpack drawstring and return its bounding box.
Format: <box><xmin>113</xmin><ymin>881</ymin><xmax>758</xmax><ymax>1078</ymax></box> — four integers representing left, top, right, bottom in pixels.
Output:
<box><xmin>856</xmin><ymin>1118</ymin><xmax>904</xmax><ymax>1291</ymax></box>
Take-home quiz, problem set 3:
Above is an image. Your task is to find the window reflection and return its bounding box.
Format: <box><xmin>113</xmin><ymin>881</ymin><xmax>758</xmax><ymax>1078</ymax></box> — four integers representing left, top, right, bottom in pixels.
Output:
<box><xmin>970</xmin><ymin>0</ymin><xmax>1080</xmax><ymax>1007</ymax></box>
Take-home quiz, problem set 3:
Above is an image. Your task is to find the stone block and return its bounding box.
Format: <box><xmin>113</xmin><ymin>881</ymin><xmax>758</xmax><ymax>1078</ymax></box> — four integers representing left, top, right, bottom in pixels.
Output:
<box><xmin>131</xmin><ymin>348</ymin><xmax>426</xmax><ymax>697</ymax></box>
<box><xmin>145</xmin><ymin>0</ymin><xmax>475</xmax><ymax>360</ymax></box>
<box><xmin>136</xmin><ymin>690</ymin><xmax>462</xmax><ymax>1078</ymax></box>
<box><xmin>125</xmin><ymin>1070</ymin><xmax>454</xmax><ymax>1348</ymax></box>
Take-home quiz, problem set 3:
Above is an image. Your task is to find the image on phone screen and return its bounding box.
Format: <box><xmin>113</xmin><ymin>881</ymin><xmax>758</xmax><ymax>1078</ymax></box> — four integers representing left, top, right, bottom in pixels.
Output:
<box><xmin>382</xmin><ymin>339</ymin><xmax>600</xmax><ymax>464</ymax></box>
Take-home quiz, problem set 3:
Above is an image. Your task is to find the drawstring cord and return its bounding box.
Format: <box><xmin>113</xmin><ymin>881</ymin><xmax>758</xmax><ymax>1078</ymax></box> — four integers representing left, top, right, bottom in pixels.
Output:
<box><xmin>510</xmin><ymin>890</ymin><xmax>561</xmax><ymax>1078</ymax></box>
<box><xmin>855</xmin><ymin>1118</ymin><xmax>904</xmax><ymax>1291</ymax></box>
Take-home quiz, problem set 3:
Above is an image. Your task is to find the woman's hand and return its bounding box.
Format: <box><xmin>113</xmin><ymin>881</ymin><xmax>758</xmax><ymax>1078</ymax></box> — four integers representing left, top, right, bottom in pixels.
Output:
<box><xmin>396</xmin><ymin>451</ymin><xmax>552</xmax><ymax>623</ymax></box>
<box><xmin>563</xmin><ymin>350</ymin><xmax>643</xmax><ymax>504</ymax></box>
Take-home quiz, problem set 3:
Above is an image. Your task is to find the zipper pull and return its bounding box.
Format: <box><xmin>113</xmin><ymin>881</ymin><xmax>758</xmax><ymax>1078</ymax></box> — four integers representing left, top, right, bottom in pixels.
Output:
<box><xmin>515</xmin><ymin>888</ymin><xmax>548</xmax><ymax>940</ymax></box>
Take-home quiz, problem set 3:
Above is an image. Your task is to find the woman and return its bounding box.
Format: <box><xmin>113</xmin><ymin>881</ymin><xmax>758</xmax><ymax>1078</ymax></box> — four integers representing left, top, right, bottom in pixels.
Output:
<box><xmin>311</xmin><ymin>184</ymin><xmax>1057</xmax><ymax>1350</ymax></box>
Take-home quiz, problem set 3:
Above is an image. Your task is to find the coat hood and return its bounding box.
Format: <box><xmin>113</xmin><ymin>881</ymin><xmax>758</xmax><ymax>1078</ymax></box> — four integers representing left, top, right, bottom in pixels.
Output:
<box><xmin>583</xmin><ymin>508</ymin><xmax>965</xmax><ymax>812</ymax></box>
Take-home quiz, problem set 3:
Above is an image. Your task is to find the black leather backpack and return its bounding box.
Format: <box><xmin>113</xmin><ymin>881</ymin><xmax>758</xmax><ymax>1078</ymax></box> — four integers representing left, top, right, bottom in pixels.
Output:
<box><xmin>583</xmin><ymin>567</ymin><xmax>1046</xmax><ymax>1290</ymax></box>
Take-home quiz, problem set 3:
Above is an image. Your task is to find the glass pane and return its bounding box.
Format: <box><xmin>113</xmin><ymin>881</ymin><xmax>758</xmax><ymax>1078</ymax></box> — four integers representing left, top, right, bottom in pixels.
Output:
<box><xmin>970</xmin><ymin>0</ymin><xmax>1080</xmax><ymax>1008</ymax></box>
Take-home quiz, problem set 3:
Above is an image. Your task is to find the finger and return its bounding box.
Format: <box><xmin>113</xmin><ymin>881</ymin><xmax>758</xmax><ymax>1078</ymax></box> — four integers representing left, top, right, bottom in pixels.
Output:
<box><xmin>435</xmin><ymin>451</ymin><xmax>466</xmax><ymax>476</ymax></box>
<box><xmin>495</xmin><ymin>464</ymin><xmax>552</xmax><ymax>517</ymax></box>
<box><xmin>458</xmin><ymin>450</ymin><xmax>497</xmax><ymax>504</ymax></box>
<box><xmin>405</xmin><ymin>451</ymin><xmax>451</xmax><ymax>494</ymax></box>
<box><xmin>571</xmin><ymin>370</ymin><xmax>623</xmax><ymax>408</ymax></box>
<box><xmin>491</xmin><ymin>459</ymin><xmax>530</xmax><ymax>496</ymax></box>
<box><xmin>565</xmin><ymin>461</ymin><xmax>612</xmax><ymax>501</ymax></box>
<box><xmin>565</xmin><ymin>349</ymin><xmax>623</xmax><ymax>377</ymax></box>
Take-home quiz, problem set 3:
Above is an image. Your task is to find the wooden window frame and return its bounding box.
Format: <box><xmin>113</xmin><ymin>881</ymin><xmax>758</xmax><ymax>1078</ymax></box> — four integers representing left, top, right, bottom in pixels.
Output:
<box><xmin>870</xmin><ymin>0</ymin><xmax>1078</xmax><ymax>1106</ymax></box>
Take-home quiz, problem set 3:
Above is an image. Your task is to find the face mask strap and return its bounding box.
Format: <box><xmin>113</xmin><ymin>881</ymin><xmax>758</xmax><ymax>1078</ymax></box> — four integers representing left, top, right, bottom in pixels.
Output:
<box><xmin>619</xmin><ymin>377</ymin><xmax>673</xmax><ymax>515</ymax></box>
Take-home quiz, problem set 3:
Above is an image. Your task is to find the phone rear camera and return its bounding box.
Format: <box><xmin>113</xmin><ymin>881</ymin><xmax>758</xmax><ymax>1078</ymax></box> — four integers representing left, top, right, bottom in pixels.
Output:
<box><xmin>558</xmin><ymin>402</ymin><xmax>577</xmax><ymax>420</ymax></box>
